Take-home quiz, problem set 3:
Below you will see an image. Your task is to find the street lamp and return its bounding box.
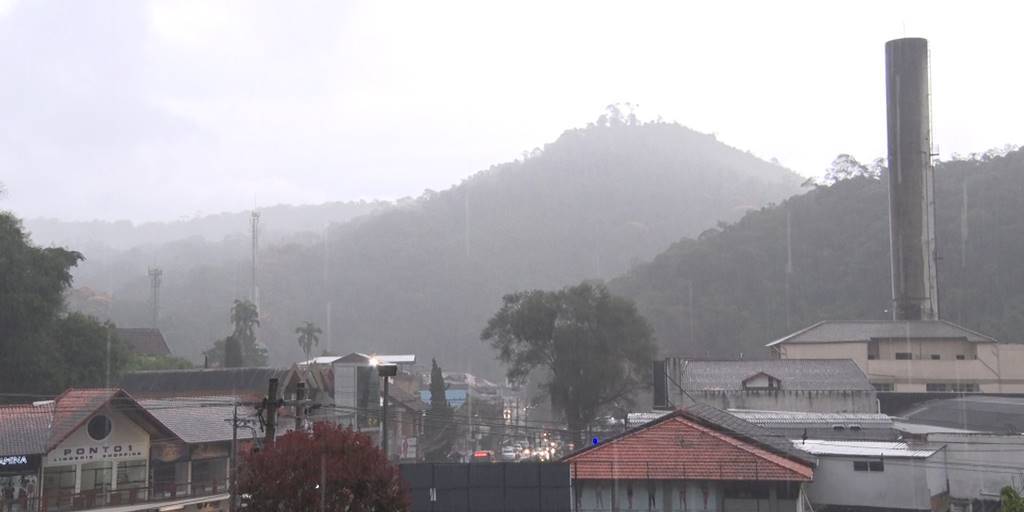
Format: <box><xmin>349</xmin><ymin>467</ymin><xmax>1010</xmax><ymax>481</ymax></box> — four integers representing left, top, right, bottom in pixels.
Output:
<box><xmin>377</xmin><ymin>363</ymin><xmax>398</xmax><ymax>458</ymax></box>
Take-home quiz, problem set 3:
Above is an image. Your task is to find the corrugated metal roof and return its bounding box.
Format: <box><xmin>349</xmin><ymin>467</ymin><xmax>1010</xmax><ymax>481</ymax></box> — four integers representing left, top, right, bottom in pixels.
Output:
<box><xmin>768</xmin><ymin>320</ymin><xmax>997</xmax><ymax>346</ymax></box>
<box><xmin>674</xmin><ymin>359</ymin><xmax>874</xmax><ymax>392</ymax></box>
<box><xmin>793</xmin><ymin>440</ymin><xmax>936</xmax><ymax>458</ymax></box>
<box><xmin>731</xmin><ymin>410</ymin><xmax>893</xmax><ymax>427</ymax></box>
<box><xmin>892</xmin><ymin>421</ymin><xmax>980</xmax><ymax>435</ymax></box>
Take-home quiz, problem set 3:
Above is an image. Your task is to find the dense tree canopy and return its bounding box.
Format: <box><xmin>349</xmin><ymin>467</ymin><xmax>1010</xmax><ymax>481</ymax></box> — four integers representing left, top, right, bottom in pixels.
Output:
<box><xmin>482</xmin><ymin>281</ymin><xmax>657</xmax><ymax>445</ymax></box>
<box><xmin>240</xmin><ymin>422</ymin><xmax>408</xmax><ymax>512</ymax></box>
<box><xmin>611</xmin><ymin>148</ymin><xmax>1024</xmax><ymax>357</ymax></box>
<box><xmin>0</xmin><ymin>212</ymin><xmax>128</xmax><ymax>396</ymax></box>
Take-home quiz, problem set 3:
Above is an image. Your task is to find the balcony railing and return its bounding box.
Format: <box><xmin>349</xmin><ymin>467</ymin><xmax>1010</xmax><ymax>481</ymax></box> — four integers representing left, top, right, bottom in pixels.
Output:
<box><xmin>2</xmin><ymin>479</ymin><xmax>229</xmax><ymax>512</ymax></box>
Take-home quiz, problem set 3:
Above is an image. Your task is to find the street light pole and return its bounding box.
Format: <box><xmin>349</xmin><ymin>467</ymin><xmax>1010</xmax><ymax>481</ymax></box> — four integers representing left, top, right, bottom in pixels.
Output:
<box><xmin>377</xmin><ymin>364</ymin><xmax>398</xmax><ymax>460</ymax></box>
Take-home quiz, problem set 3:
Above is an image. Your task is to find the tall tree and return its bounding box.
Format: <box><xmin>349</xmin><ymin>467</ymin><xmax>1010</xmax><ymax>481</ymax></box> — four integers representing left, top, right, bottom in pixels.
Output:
<box><xmin>240</xmin><ymin>422</ymin><xmax>409</xmax><ymax>511</ymax></box>
<box><xmin>52</xmin><ymin>313</ymin><xmax>128</xmax><ymax>389</ymax></box>
<box><xmin>295</xmin><ymin>321</ymin><xmax>322</xmax><ymax>361</ymax></box>
<box><xmin>482</xmin><ymin>281</ymin><xmax>657</xmax><ymax>446</ymax></box>
<box><xmin>423</xmin><ymin>358</ymin><xmax>456</xmax><ymax>462</ymax></box>
<box><xmin>0</xmin><ymin>212</ymin><xmax>127</xmax><ymax>396</ymax></box>
<box><xmin>230</xmin><ymin>299</ymin><xmax>266</xmax><ymax>366</ymax></box>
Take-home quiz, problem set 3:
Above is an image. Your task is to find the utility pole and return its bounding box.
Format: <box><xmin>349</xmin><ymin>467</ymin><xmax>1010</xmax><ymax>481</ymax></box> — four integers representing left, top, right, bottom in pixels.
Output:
<box><xmin>295</xmin><ymin>382</ymin><xmax>306</xmax><ymax>431</ymax></box>
<box><xmin>226</xmin><ymin>400</ymin><xmax>257</xmax><ymax>512</ymax></box>
<box><xmin>230</xmin><ymin>401</ymin><xmax>238</xmax><ymax>512</ymax></box>
<box><xmin>148</xmin><ymin>267</ymin><xmax>162</xmax><ymax>329</ymax></box>
<box><xmin>263</xmin><ymin>378</ymin><xmax>283</xmax><ymax>446</ymax></box>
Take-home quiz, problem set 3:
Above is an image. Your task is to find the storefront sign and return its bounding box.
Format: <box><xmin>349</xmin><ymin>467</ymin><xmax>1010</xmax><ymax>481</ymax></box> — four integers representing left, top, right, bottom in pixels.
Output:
<box><xmin>151</xmin><ymin>442</ymin><xmax>188</xmax><ymax>463</ymax></box>
<box><xmin>49</xmin><ymin>443</ymin><xmax>145</xmax><ymax>464</ymax></box>
<box><xmin>0</xmin><ymin>455</ymin><xmax>38</xmax><ymax>472</ymax></box>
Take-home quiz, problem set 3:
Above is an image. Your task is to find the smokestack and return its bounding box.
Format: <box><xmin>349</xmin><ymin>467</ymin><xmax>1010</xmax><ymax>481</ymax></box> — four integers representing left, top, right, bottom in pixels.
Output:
<box><xmin>885</xmin><ymin>38</ymin><xmax>939</xmax><ymax>321</ymax></box>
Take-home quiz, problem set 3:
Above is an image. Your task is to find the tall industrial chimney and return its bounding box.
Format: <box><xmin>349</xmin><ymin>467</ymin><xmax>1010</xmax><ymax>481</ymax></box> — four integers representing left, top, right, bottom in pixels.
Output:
<box><xmin>885</xmin><ymin>38</ymin><xmax>939</xmax><ymax>321</ymax></box>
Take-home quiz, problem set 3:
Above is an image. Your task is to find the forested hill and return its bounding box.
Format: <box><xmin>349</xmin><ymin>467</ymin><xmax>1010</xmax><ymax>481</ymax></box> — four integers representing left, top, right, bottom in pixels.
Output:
<box><xmin>75</xmin><ymin>119</ymin><xmax>803</xmax><ymax>373</ymax></box>
<box><xmin>609</xmin><ymin>148</ymin><xmax>1024</xmax><ymax>359</ymax></box>
<box><xmin>25</xmin><ymin>200</ymin><xmax>390</xmax><ymax>250</ymax></box>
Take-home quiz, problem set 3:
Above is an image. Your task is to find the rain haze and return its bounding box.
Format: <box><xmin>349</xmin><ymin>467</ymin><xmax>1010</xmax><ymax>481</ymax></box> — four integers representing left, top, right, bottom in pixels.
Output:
<box><xmin>5</xmin><ymin>1</ymin><xmax>1024</xmax><ymax>507</ymax></box>
<box><xmin>1</xmin><ymin>0</ymin><xmax>1022</xmax><ymax>222</ymax></box>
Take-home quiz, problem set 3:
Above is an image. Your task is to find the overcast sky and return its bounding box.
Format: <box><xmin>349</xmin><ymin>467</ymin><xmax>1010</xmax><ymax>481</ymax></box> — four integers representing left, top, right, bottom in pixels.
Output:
<box><xmin>1</xmin><ymin>0</ymin><xmax>1021</xmax><ymax>222</ymax></box>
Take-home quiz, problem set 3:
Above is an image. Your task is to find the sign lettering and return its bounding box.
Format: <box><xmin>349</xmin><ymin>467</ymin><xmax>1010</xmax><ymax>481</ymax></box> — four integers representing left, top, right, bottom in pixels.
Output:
<box><xmin>0</xmin><ymin>456</ymin><xmax>28</xmax><ymax>466</ymax></box>
<box><xmin>52</xmin><ymin>444</ymin><xmax>142</xmax><ymax>463</ymax></box>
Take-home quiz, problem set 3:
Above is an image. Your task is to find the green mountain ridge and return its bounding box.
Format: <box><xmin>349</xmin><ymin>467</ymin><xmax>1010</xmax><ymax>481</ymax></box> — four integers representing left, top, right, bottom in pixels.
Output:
<box><xmin>609</xmin><ymin>148</ymin><xmax>1024</xmax><ymax>358</ymax></box>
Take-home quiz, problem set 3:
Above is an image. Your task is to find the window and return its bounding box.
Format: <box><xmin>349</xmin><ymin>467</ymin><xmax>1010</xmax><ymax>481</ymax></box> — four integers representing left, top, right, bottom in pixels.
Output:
<box><xmin>873</xmin><ymin>383</ymin><xmax>894</xmax><ymax>392</ymax></box>
<box><xmin>930</xmin><ymin>354</ymin><xmax>941</xmax><ymax>360</ymax></box>
<box><xmin>43</xmin><ymin>465</ymin><xmax>76</xmax><ymax>497</ymax></box>
<box><xmin>849</xmin><ymin>424</ymin><xmax>863</xmax><ymax>432</ymax></box>
<box><xmin>832</xmin><ymin>425</ymin><xmax>846</xmax><ymax>432</ymax></box>
<box><xmin>116</xmin><ymin>460</ymin><xmax>147</xmax><ymax>489</ymax></box>
<box><xmin>926</xmin><ymin>383</ymin><xmax>978</xmax><ymax>392</ymax></box>
<box><xmin>956</xmin><ymin>355</ymin><xmax>966</xmax><ymax>360</ymax></box>
<box><xmin>81</xmin><ymin>461</ymin><xmax>113</xmax><ymax>492</ymax></box>
<box><xmin>853</xmin><ymin>460</ymin><xmax>884</xmax><ymax>472</ymax></box>
<box><xmin>895</xmin><ymin>352</ymin><xmax>913</xmax><ymax>360</ymax></box>
<box><xmin>88</xmin><ymin>415</ymin><xmax>112</xmax><ymax>441</ymax></box>
<box><xmin>867</xmin><ymin>341</ymin><xmax>879</xmax><ymax>360</ymax></box>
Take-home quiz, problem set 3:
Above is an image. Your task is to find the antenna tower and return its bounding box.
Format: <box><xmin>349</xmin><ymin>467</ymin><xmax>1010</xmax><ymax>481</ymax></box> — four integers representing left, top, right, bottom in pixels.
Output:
<box><xmin>148</xmin><ymin>267</ymin><xmax>163</xmax><ymax>329</ymax></box>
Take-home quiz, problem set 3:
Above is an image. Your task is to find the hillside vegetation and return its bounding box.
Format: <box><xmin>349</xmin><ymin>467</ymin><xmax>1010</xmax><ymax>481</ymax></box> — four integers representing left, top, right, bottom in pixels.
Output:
<box><xmin>69</xmin><ymin>118</ymin><xmax>803</xmax><ymax>373</ymax></box>
<box><xmin>610</xmin><ymin>148</ymin><xmax>1024</xmax><ymax>358</ymax></box>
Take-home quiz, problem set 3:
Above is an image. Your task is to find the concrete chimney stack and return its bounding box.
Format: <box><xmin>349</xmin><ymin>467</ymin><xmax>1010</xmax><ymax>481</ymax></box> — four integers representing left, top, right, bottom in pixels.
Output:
<box><xmin>885</xmin><ymin>37</ymin><xmax>939</xmax><ymax>321</ymax></box>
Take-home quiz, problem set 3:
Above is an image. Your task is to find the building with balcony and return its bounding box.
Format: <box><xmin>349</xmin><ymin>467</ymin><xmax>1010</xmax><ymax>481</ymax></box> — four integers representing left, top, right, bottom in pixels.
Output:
<box><xmin>767</xmin><ymin>320</ymin><xmax>1024</xmax><ymax>393</ymax></box>
<box><xmin>0</xmin><ymin>389</ymin><xmax>235</xmax><ymax>512</ymax></box>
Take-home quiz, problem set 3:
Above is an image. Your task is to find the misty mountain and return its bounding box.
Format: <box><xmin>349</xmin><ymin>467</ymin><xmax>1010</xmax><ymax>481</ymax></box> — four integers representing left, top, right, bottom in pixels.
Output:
<box><xmin>25</xmin><ymin>200</ymin><xmax>391</xmax><ymax>250</ymax></box>
<box><xmin>609</xmin><ymin>148</ymin><xmax>1024</xmax><ymax>359</ymax></box>
<box><xmin>69</xmin><ymin>119</ymin><xmax>803</xmax><ymax>375</ymax></box>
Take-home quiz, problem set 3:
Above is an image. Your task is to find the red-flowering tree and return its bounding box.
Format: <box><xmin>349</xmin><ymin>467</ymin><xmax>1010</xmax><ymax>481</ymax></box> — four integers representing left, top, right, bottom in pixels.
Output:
<box><xmin>240</xmin><ymin>422</ymin><xmax>409</xmax><ymax>511</ymax></box>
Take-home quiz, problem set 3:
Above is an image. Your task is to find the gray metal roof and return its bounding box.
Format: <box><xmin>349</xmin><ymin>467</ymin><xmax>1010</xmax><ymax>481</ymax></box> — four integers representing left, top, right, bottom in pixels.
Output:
<box><xmin>901</xmin><ymin>396</ymin><xmax>1024</xmax><ymax>433</ymax></box>
<box><xmin>141</xmin><ymin>397</ymin><xmax>254</xmax><ymax>445</ymax></box>
<box><xmin>118</xmin><ymin>367</ymin><xmax>292</xmax><ymax>398</ymax></box>
<box><xmin>0</xmin><ymin>402</ymin><xmax>53</xmax><ymax>456</ymax></box>
<box><xmin>675</xmin><ymin>359</ymin><xmax>874</xmax><ymax>392</ymax></box>
<box><xmin>682</xmin><ymin>402</ymin><xmax>817</xmax><ymax>465</ymax></box>
<box><xmin>767</xmin><ymin>320</ymin><xmax>997</xmax><ymax>346</ymax></box>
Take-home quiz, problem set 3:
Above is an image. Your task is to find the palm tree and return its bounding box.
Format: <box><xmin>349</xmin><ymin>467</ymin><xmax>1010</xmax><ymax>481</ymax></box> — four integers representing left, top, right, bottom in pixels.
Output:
<box><xmin>295</xmin><ymin>321</ymin><xmax>322</xmax><ymax>360</ymax></box>
<box><xmin>230</xmin><ymin>299</ymin><xmax>262</xmax><ymax>365</ymax></box>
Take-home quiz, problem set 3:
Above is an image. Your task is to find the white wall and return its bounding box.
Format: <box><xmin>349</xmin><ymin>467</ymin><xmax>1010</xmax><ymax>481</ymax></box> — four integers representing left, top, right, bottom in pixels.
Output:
<box><xmin>805</xmin><ymin>455</ymin><xmax>944</xmax><ymax>511</ymax></box>
<box><xmin>930</xmin><ymin>434</ymin><xmax>1024</xmax><ymax>501</ymax></box>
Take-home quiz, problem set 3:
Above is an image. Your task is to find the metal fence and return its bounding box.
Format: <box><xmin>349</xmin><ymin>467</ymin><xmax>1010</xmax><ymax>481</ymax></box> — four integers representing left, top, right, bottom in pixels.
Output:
<box><xmin>400</xmin><ymin>462</ymin><xmax>571</xmax><ymax>512</ymax></box>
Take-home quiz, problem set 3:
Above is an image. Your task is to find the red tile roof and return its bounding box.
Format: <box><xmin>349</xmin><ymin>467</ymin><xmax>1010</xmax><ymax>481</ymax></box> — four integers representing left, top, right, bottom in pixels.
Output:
<box><xmin>564</xmin><ymin>411</ymin><xmax>813</xmax><ymax>482</ymax></box>
<box><xmin>48</xmin><ymin>389</ymin><xmax>122</xmax><ymax>451</ymax></box>
<box><xmin>0</xmin><ymin>389</ymin><xmax>178</xmax><ymax>455</ymax></box>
